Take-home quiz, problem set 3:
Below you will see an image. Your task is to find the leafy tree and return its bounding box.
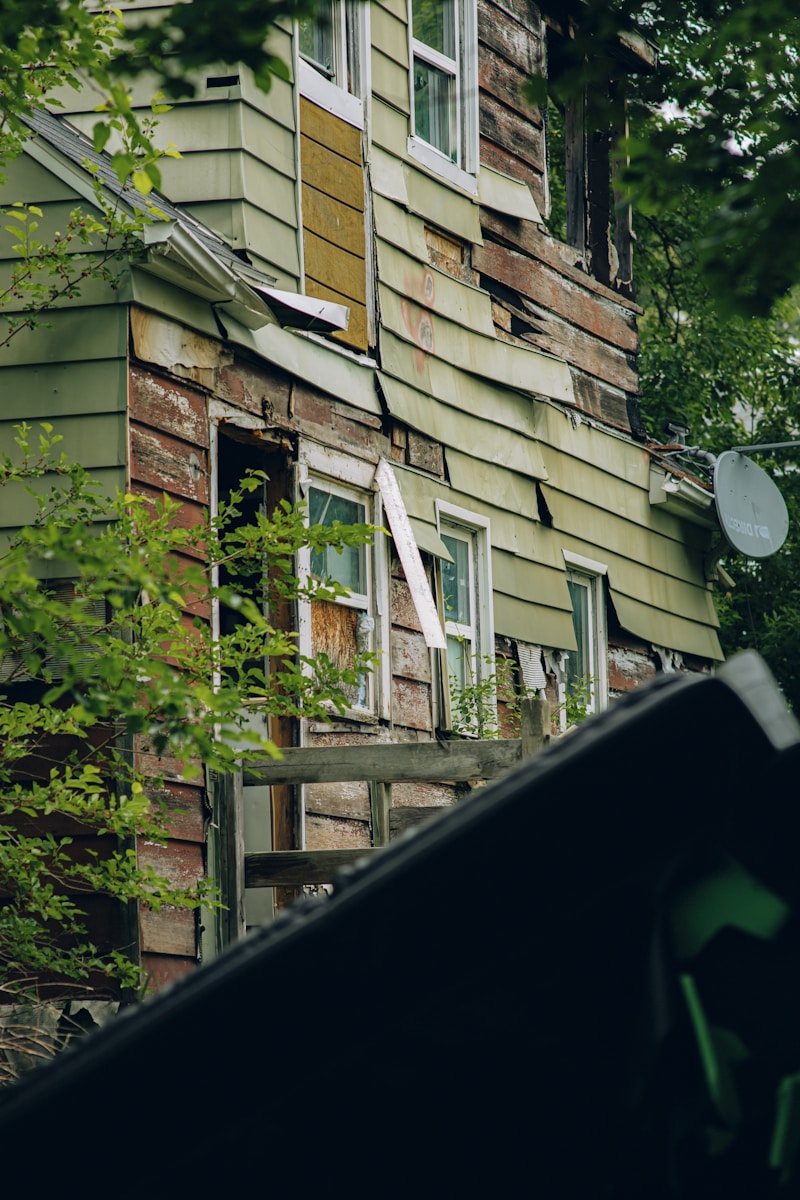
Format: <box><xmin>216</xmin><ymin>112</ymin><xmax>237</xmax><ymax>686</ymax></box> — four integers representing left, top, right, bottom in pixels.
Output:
<box><xmin>0</xmin><ymin>425</ymin><xmax>375</xmax><ymax>1000</ymax></box>
<box><xmin>531</xmin><ymin>0</ymin><xmax>800</xmax><ymax>318</ymax></box>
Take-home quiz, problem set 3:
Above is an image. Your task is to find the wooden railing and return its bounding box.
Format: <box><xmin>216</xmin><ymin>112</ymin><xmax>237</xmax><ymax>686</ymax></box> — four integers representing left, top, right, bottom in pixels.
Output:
<box><xmin>242</xmin><ymin>698</ymin><xmax>551</xmax><ymax>889</ymax></box>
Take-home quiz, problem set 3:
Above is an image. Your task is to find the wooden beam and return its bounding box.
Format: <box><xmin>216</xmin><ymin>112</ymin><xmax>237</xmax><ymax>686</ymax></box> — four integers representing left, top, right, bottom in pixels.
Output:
<box><xmin>243</xmin><ymin>738</ymin><xmax>522</xmax><ymax>786</ymax></box>
<box><xmin>245</xmin><ymin>849</ymin><xmax>376</xmax><ymax>888</ymax></box>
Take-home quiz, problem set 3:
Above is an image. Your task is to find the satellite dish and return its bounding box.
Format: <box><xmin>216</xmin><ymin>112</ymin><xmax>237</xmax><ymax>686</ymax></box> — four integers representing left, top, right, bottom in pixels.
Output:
<box><xmin>714</xmin><ymin>451</ymin><xmax>789</xmax><ymax>558</ymax></box>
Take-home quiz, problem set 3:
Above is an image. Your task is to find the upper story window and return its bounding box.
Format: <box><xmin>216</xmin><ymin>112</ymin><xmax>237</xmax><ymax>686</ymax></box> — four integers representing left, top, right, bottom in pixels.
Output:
<box><xmin>297</xmin><ymin>0</ymin><xmax>367</xmax><ymax>127</ymax></box>
<box><xmin>299</xmin><ymin>0</ymin><xmax>362</xmax><ymax>95</ymax></box>
<box><xmin>408</xmin><ymin>0</ymin><xmax>478</xmax><ymax>191</ymax></box>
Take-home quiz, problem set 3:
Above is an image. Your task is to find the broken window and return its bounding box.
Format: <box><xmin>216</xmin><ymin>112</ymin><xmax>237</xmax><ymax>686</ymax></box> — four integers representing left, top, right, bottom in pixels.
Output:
<box><xmin>544</xmin><ymin>23</ymin><xmax>634</xmax><ymax>293</ymax></box>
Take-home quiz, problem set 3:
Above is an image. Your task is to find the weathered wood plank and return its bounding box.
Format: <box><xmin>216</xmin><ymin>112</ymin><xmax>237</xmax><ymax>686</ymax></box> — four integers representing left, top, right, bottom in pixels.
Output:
<box><xmin>243</xmin><ymin>738</ymin><xmax>522</xmax><ymax>785</ymax></box>
<box><xmin>480</xmin><ymin>94</ymin><xmax>544</xmax><ymax>174</ymax></box>
<box><xmin>130</xmin><ymin>423</ymin><xmax>209</xmax><ymax>504</ymax></box>
<box><xmin>391</xmin><ymin>626</ymin><xmax>432</xmax><ymax>683</ymax></box>
<box><xmin>389</xmin><ymin>805</ymin><xmax>450</xmax><ymax>837</ymax></box>
<box><xmin>481</xmin><ymin>209</ymin><xmax>643</xmax><ymax>314</ymax></box>
<box><xmin>245</xmin><ymin>848</ymin><xmax>376</xmax><ymax>887</ymax></box>
<box><xmin>130</xmin><ymin>364</ymin><xmax>208</xmax><ymax>445</ymax></box>
<box><xmin>473</xmin><ymin>237</ymin><xmax>639</xmax><ymax>351</ymax></box>
<box><xmin>478</xmin><ymin>0</ymin><xmax>543</xmax><ymax>74</ymax></box>
<box><xmin>479</xmin><ymin>51</ymin><xmax>540</xmax><ymax>122</ymax></box>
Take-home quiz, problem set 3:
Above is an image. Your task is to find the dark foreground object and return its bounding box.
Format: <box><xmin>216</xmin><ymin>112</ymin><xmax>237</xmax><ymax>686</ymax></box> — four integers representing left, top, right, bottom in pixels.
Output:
<box><xmin>3</xmin><ymin>652</ymin><xmax>800</xmax><ymax>1197</ymax></box>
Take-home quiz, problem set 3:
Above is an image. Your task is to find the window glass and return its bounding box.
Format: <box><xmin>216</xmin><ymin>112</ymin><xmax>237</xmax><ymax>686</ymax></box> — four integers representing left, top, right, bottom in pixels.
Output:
<box><xmin>299</xmin><ymin>6</ymin><xmax>335</xmax><ymax>77</ymax></box>
<box><xmin>410</xmin><ymin>0</ymin><xmax>464</xmax><ymax>165</ymax></box>
<box><xmin>309</xmin><ymin>486</ymin><xmax>366</xmax><ymax>594</ymax></box>
<box><xmin>413</xmin><ymin>0</ymin><xmax>455</xmax><ymax>57</ymax></box>
<box><xmin>441</xmin><ymin>532</ymin><xmax>471</xmax><ymax>626</ymax></box>
<box><xmin>566</xmin><ymin>576</ymin><xmax>591</xmax><ymax>683</ymax></box>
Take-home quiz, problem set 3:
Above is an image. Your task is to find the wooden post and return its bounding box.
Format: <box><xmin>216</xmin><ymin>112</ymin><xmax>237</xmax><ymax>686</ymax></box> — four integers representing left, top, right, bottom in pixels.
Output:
<box><xmin>370</xmin><ymin>780</ymin><xmax>392</xmax><ymax>847</ymax></box>
<box><xmin>520</xmin><ymin>697</ymin><xmax>551</xmax><ymax>759</ymax></box>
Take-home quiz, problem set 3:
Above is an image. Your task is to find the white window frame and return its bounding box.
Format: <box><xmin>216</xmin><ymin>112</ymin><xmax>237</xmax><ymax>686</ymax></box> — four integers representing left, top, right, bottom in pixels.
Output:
<box><xmin>562</xmin><ymin>550</ymin><xmax>608</xmax><ymax>715</ymax></box>
<box><xmin>407</xmin><ymin>0</ymin><xmax>479</xmax><ymax>193</ymax></box>
<box><xmin>297</xmin><ymin>0</ymin><xmax>369</xmax><ymax>129</ymax></box>
<box><xmin>297</xmin><ymin>446</ymin><xmax>390</xmax><ymax>721</ymax></box>
<box><xmin>436</xmin><ymin>501</ymin><xmax>493</xmax><ymax>728</ymax></box>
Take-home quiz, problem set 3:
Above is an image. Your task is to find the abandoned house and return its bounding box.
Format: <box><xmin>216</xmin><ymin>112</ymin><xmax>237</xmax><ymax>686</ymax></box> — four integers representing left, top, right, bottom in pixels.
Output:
<box><xmin>0</xmin><ymin>0</ymin><xmax>724</xmax><ymax>989</ymax></box>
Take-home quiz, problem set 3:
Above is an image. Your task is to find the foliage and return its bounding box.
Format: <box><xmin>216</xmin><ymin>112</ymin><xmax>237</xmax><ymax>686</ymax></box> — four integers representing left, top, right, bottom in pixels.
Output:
<box><xmin>449</xmin><ymin>653</ymin><xmax>517</xmax><ymax>739</ymax></box>
<box><xmin>528</xmin><ymin>0</ymin><xmax>800</xmax><ymax>318</ymax></box>
<box><xmin>0</xmin><ymin>425</ymin><xmax>375</xmax><ymax>997</ymax></box>
<box><xmin>632</xmin><ymin>111</ymin><xmax>800</xmax><ymax>708</ymax></box>
<box><xmin>561</xmin><ymin>673</ymin><xmax>596</xmax><ymax>727</ymax></box>
<box><xmin>449</xmin><ymin>651</ymin><xmax>596</xmax><ymax>739</ymax></box>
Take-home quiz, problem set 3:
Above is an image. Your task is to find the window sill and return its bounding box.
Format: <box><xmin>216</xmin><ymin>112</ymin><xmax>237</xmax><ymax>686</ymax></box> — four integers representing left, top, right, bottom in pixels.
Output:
<box><xmin>407</xmin><ymin>136</ymin><xmax>478</xmax><ymax>196</ymax></box>
<box><xmin>298</xmin><ymin>59</ymin><xmax>363</xmax><ymax>129</ymax></box>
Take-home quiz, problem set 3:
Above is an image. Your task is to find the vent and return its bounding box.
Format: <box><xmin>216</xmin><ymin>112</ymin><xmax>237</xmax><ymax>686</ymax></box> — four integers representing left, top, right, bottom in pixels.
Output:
<box><xmin>0</xmin><ymin>581</ymin><xmax>107</xmax><ymax>685</ymax></box>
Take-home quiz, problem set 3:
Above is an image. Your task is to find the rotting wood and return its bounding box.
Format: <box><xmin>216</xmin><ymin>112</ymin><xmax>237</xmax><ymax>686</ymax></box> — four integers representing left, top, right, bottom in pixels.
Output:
<box><xmin>389</xmin><ymin>804</ymin><xmax>450</xmax><ymax>837</ymax></box>
<box><xmin>243</xmin><ymin>738</ymin><xmax>522</xmax><ymax>786</ymax></box>
<box><xmin>245</xmin><ymin>848</ymin><xmax>375</xmax><ymax>887</ymax></box>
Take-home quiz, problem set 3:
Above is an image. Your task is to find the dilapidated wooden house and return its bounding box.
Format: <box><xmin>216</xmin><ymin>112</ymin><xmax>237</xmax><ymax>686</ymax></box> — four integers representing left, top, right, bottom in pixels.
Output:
<box><xmin>1</xmin><ymin>0</ymin><xmax>724</xmax><ymax>988</ymax></box>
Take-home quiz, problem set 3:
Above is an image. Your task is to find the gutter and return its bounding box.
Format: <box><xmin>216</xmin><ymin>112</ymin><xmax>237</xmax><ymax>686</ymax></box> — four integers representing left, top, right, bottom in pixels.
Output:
<box><xmin>142</xmin><ymin>220</ymin><xmax>349</xmax><ymax>335</ymax></box>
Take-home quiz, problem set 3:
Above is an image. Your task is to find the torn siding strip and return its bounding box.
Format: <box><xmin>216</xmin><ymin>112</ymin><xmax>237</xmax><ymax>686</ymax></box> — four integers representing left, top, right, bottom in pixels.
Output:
<box><xmin>478</xmin><ymin>165</ymin><xmax>542</xmax><ymax>223</ymax></box>
<box><xmin>379</xmin><ymin>373</ymin><xmax>547</xmax><ymax>479</ymax></box>
<box><xmin>376</xmin><ymin>460</ymin><xmax>446</xmax><ymax>649</ymax></box>
<box><xmin>609</xmin><ymin>589</ymin><xmax>723</xmax><ymax>661</ymax></box>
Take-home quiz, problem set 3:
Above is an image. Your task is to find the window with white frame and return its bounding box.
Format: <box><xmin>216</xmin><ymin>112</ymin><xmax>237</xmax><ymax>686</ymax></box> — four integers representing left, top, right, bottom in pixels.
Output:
<box><xmin>437</xmin><ymin>504</ymin><xmax>493</xmax><ymax>729</ymax></box>
<box><xmin>409</xmin><ymin>0</ymin><xmax>478</xmax><ymax>186</ymax></box>
<box><xmin>563</xmin><ymin>552</ymin><xmax>608</xmax><ymax>714</ymax></box>
<box><xmin>299</xmin><ymin>0</ymin><xmax>365</xmax><ymax>102</ymax></box>
<box><xmin>307</xmin><ymin>479</ymin><xmax>376</xmax><ymax>713</ymax></box>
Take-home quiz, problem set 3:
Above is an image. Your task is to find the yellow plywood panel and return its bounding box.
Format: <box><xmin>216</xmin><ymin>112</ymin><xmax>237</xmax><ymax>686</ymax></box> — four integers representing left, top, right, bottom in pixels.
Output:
<box><xmin>303</xmin><ymin>185</ymin><xmax>366</xmax><ymax>261</ymax></box>
<box><xmin>304</xmin><ymin>230</ymin><xmax>367</xmax><ymax>305</ymax></box>
<box><xmin>377</xmin><ymin>241</ymin><xmax>495</xmax><ymax>337</ymax></box>
<box><xmin>301</xmin><ymin>136</ymin><xmax>364</xmax><ymax>211</ymax></box>
<box><xmin>300</xmin><ymin>98</ymin><xmax>362</xmax><ymax>164</ymax></box>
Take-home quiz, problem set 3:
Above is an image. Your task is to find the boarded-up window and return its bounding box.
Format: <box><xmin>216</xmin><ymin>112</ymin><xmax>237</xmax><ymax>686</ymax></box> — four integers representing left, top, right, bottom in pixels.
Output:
<box><xmin>309</xmin><ymin>480</ymin><xmax>375</xmax><ymax>712</ymax></box>
<box><xmin>300</xmin><ymin>98</ymin><xmax>368</xmax><ymax>352</ymax></box>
